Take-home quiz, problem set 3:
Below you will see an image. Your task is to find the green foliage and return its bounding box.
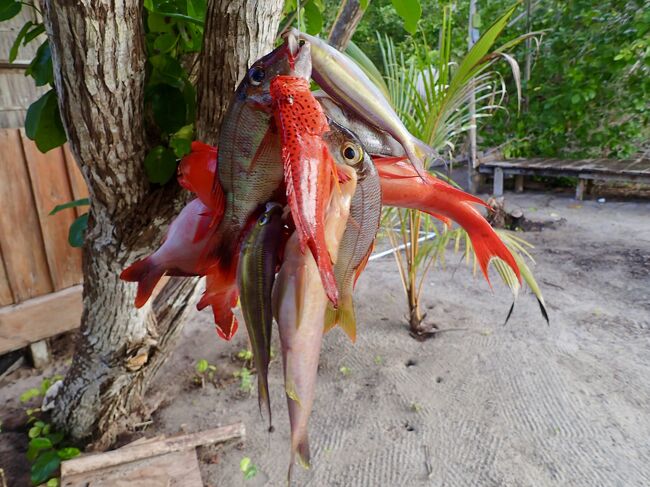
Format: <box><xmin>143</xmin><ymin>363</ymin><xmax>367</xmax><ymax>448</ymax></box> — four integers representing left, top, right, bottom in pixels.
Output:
<box><xmin>234</xmin><ymin>367</ymin><xmax>253</xmax><ymax>393</ymax></box>
<box><xmin>193</xmin><ymin>358</ymin><xmax>217</xmax><ymax>387</ymax></box>
<box><xmin>0</xmin><ymin>0</ymin><xmax>21</xmax><ymax>21</ymax></box>
<box><xmin>25</xmin><ymin>90</ymin><xmax>66</xmax><ymax>153</ymax></box>
<box><xmin>68</xmin><ymin>213</ymin><xmax>88</xmax><ymax>247</ymax></box>
<box><xmin>49</xmin><ymin>198</ymin><xmax>90</xmax><ymax>216</ymax></box>
<box><xmin>390</xmin><ymin>0</ymin><xmax>422</xmax><ymax>34</ymax></box>
<box><xmin>484</xmin><ymin>0</ymin><xmax>649</xmax><ymax>158</ymax></box>
<box><xmin>19</xmin><ymin>376</ymin><xmax>80</xmax><ymax>486</ymax></box>
<box><xmin>240</xmin><ymin>457</ymin><xmax>258</xmax><ymax>480</ymax></box>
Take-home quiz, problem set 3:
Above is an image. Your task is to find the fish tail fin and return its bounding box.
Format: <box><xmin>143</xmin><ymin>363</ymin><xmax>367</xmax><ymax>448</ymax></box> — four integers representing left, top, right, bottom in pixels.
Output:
<box><xmin>257</xmin><ymin>371</ymin><xmax>272</xmax><ymax>430</ymax></box>
<box><xmin>198</xmin><ymin>266</ymin><xmax>240</xmax><ymax>340</ymax></box>
<box><xmin>323</xmin><ymin>293</ymin><xmax>356</xmax><ymax>342</ymax></box>
<box><xmin>120</xmin><ymin>258</ymin><xmax>164</xmax><ymax>308</ymax></box>
<box><xmin>294</xmin><ymin>435</ymin><xmax>311</xmax><ymax>470</ymax></box>
<box><xmin>447</xmin><ymin>203</ymin><xmax>521</xmax><ymax>285</ymax></box>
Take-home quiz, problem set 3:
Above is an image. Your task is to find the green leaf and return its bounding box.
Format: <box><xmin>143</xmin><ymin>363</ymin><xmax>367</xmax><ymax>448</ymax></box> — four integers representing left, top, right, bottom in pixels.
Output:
<box><xmin>25</xmin><ymin>89</ymin><xmax>67</xmax><ymax>153</ymax></box>
<box><xmin>57</xmin><ymin>447</ymin><xmax>81</xmax><ymax>460</ymax></box>
<box><xmin>149</xmin><ymin>84</ymin><xmax>187</xmax><ymax>133</ymax></box>
<box><xmin>303</xmin><ymin>1</ymin><xmax>323</xmax><ymax>35</ymax></box>
<box><xmin>147</xmin><ymin>12</ymin><xmax>174</xmax><ymax>33</ymax></box>
<box><xmin>170</xmin><ymin>136</ymin><xmax>191</xmax><ymax>158</ymax></box>
<box><xmin>31</xmin><ymin>450</ymin><xmax>61</xmax><ymax>485</ymax></box>
<box><xmin>195</xmin><ymin>359</ymin><xmax>208</xmax><ymax>374</ymax></box>
<box><xmin>29</xmin><ymin>437</ymin><xmax>52</xmax><ymax>450</ymax></box>
<box><xmin>149</xmin><ymin>54</ymin><xmax>186</xmax><ymax>88</ymax></box>
<box><xmin>20</xmin><ymin>388</ymin><xmax>41</xmax><ymax>403</ymax></box>
<box><xmin>154</xmin><ymin>32</ymin><xmax>177</xmax><ymax>53</ymax></box>
<box><xmin>360</xmin><ymin>0</ymin><xmax>369</xmax><ymax>10</ymax></box>
<box><xmin>49</xmin><ymin>198</ymin><xmax>90</xmax><ymax>216</ymax></box>
<box><xmin>26</xmin><ymin>41</ymin><xmax>54</xmax><ymax>87</ymax></box>
<box><xmin>46</xmin><ymin>478</ymin><xmax>59</xmax><ymax>487</ymax></box>
<box><xmin>9</xmin><ymin>21</ymin><xmax>33</xmax><ymax>63</ymax></box>
<box><xmin>68</xmin><ymin>213</ymin><xmax>88</xmax><ymax>248</ymax></box>
<box><xmin>24</xmin><ymin>23</ymin><xmax>45</xmax><ymax>44</ymax></box>
<box><xmin>144</xmin><ymin>146</ymin><xmax>177</xmax><ymax>184</ymax></box>
<box><xmin>390</xmin><ymin>0</ymin><xmax>421</xmax><ymax>34</ymax></box>
<box><xmin>45</xmin><ymin>432</ymin><xmax>64</xmax><ymax>446</ymax></box>
<box><xmin>0</xmin><ymin>0</ymin><xmax>20</xmax><ymax>21</ymax></box>
<box><xmin>28</xmin><ymin>426</ymin><xmax>42</xmax><ymax>439</ymax></box>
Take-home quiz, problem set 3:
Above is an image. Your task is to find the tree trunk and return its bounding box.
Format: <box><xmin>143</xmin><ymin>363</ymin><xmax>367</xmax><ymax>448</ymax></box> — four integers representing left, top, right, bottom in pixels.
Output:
<box><xmin>42</xmin><ymin>0</ymin><xmax>283</xmax><ymax>447</ymax></box>
<box><xmin>197</xmin><ymin>0</ymin><xmax>284</xmax><ymax>144</ymax></box>
<box><xmin>328</xmin><ymin>0</ymin><xmax>369</xmax><ymax>50</ymax></box>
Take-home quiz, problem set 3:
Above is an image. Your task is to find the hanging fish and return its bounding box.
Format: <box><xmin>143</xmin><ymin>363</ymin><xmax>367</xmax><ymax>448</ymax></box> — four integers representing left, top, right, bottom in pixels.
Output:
<box><xmin>273</xmin><ymin>165</ymin><xmax>357</xmax><ymax>476</ymax></box>
<box><xmin>291</xmin><ymin>28</ymin><xmax>434</xmax><ymax>178</ymax></box>
<box><xmin>270</xmin><ymin>75</ymin><xmax>340</xmax><ymax>306</ymax></box>
<box><xmin>237</xmin><ymin>202</ymin><xmax>286</xmax><ymax>428</ymax></box>
<box><xmin>198</xmin><ymin>32</ymin><xmax>312</xmax><ymax>337</ymax></box>
<box><xmin>120</xmin><ymin>199</ymin><xmax>213</xmax><ymax>307</ymax></box>
<box><xmin>323</xmin><ymin>121</ymin><xmax>382</xmax><ymax>342</ymax></box>
<box><xmin>375</xmin><ymin>157</ymin><xmax>521</xmax><ymax>284</ymax></box>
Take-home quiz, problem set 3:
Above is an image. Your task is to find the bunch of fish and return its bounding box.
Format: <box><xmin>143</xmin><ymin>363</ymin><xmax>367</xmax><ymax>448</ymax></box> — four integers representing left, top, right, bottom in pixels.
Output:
<box><xmin>121</xmin><ymin>30</ymin><xmax>521</xmax><ymax>476</ymax></box>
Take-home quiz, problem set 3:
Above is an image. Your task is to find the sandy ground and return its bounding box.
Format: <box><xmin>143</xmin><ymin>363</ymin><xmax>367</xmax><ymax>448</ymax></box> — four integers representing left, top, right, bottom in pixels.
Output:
<box><xmin>2</xmin><ymin>190</ymin><xmax>649</xmax><ymax>486</ymax></box>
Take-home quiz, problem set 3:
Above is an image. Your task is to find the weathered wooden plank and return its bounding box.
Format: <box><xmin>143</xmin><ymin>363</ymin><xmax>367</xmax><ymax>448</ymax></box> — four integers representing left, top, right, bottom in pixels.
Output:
<box><xmin>22</xmin><ymin>133</ymin><xmax>83</xmax><ymax>291</ymax></box>
<box><xmin>61</xmin><ymin>423</ymin><xmax>245</xmax><ymax>477</ymax></box>
<box><xmin>0</xmin><ymin>129</ymin><xmax>53</xmax><ymax>301</ymax></box>
<box><xmin>61</xmin><ymin>449</ymin><xmax>204</xmax><ymax>487</ymax></box>
<box><xmin>0</xmin><ymin>285</ymin><xmax>81</xmax><ymax>355</ymax></box>
<box><xmin>0</xmin><ymin>250</ymin><xmax>14</xmax><ymax>305</ymax></box>
<box><xmin>62</xmin><ymin>145</ymin><xmax>89</xmax><ymax>218</ymax></box>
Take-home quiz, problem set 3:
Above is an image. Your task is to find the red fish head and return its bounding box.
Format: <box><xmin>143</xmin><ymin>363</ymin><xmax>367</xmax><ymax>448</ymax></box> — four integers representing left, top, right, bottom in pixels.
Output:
<box><xmin>235</xmin><ymin>31</ymin><xmax>312</xmax><ymax>108</ymax></box>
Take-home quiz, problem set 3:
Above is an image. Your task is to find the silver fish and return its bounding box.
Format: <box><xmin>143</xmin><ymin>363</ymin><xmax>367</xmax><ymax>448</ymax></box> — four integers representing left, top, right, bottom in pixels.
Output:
<box><xmin>291</xmin><ymin>28</ymin><xmax>433</xmax><ymax>177</ymax></box>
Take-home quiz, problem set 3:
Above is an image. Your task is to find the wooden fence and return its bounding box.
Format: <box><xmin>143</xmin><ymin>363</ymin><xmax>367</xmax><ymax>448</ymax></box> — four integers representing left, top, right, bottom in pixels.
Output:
<box><xmin>0</xmin><ymin>129</ymin><xmax>87</xmax><ymax>355</ymax></box>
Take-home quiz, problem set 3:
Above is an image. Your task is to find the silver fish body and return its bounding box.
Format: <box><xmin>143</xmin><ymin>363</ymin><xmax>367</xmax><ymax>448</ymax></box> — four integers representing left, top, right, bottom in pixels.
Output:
<box><xmin>237</xmin><ymin>202</ymin><xmax>285</xmax><ymax>429</ymax></box>
<box><xmin>292</xmin><ymin>28</ymin><xmax>433</xmax><ymax>176</ymax></box>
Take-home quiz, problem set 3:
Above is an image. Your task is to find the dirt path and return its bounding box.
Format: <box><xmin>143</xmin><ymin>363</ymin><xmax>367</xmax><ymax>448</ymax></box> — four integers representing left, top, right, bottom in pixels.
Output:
<box><xmin>2</xmin><ymin>193</ymin><xmax>649</xmax><ymax>486</ymax></box>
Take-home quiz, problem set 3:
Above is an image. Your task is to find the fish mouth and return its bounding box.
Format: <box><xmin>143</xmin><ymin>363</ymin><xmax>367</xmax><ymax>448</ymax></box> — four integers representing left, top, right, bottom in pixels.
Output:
<box><xmin>283</xmin><ymin>29</ymin><xmax>311</xmax><ymax>78</ymax></box>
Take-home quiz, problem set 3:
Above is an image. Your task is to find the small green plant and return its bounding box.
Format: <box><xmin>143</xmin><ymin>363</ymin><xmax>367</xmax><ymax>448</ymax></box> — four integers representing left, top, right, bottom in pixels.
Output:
<box><xmin>339</xmin><ymin>365</ymin><xmax>351</xmax><ymax>377</ymax></box>
<box><xmin>20</xmin><ymin>377</ymin><xmax>80</xmax><ymax>485</ymax></box>
<box><xmin>234</xmin><ymin>367</ymin><xmax>254</xmax><ymax>394</ymax></box>
<box><xmin>193</xmin><ymin>359</ymin><xmax>217</xmax><ymax>388</ymax></box>
<box><xmin>239</xmin><ymin>456</ymin><xmax>258</xmax><ymax>480</ymax></box>
<box><xmin>374</xmin><ymin>355</ymin><xmax>384</xmax><ymax>366</ymax></box>
<box><xmin>236</xmin><ymin>348</ymin><xmax>254</xmax><ymax>370</ymax></box>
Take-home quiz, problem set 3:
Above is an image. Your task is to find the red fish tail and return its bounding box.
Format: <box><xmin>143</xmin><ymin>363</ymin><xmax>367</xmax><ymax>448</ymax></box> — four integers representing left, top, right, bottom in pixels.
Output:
<box><xmin>120</xmin><ymin>257</ymin><xmax>165</xmax><ymax>308</ymax></box>
<box><xmin>198</xmin><ymin>264</ymin><xmax>240</xmax><ymax>340</ymax></box>
<box><xmin>446</xmin><ymin>204</ymin><xmax>521</xmax><ymax>284</ymax></box>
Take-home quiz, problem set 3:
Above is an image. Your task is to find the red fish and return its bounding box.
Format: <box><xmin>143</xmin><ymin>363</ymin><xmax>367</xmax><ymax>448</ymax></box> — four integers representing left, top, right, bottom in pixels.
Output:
<box><xmin>120</xmin><ymin>199</ymin><xmax>213</xmax><ymax>307</ymax></box>
<box><xmin>375</xmin><ymin>157</ymin><xmax>521</xmax><ymax>284</ymax></box>
<box><xmin>270</xmin><ymin>75</ymin><xmax>339</xmax><ymax>305</ymax></box>
<box><xmin>197</xmin><ymin>267</ymin><xmax>239</xmax><ymax>340</ymax></box>
<box><xmin>177</xmin><ymin>141</ymin><xmax>223</xmax><ymax>215</ymax></box>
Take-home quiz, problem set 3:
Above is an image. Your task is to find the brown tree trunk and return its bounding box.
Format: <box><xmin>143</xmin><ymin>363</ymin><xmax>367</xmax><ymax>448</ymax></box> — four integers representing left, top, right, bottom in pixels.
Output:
<box><xmin>328</xmin><ymin>0</ymin><xmax>369</xmax><ymax>50</ymax></box>
<box><xmin>42</xmin><ymin>0</ymin><xmax>283</xmax><ymax>447</ymax></box>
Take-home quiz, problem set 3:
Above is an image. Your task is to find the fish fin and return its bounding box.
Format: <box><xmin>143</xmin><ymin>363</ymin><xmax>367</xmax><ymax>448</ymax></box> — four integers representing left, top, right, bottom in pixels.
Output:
<box><xmin>248</xmin><ymin>127</ymin><xmax>276</xmax><ymax>175</ymax></box>
<box><xmin>336</xmin><ymin>292</ymin><xmax>356</xmax><ymax>342</ymax></box>
<box><xmin>425</xmin><ymin>211</ymin><xmax>452</xmax><ymax>227</ymax></box>
<box><xmin>258</xmin><ymin>372</ymin><xmax>272</xmax><ymax>430</ymax></box>
<box><xmin>120</xmin><ymin>258</ymin><xmax>165</xmax><ymax>308</ymax></box>
<box><xmin>323</xmin><ymin>294</ymin><xmax>356</xmax><ymax>342</ymax></box>
<box><xmin>285</xmin><ymin>380</ymin><xmax>301</xmax><ymax>407</ymax></box>
<box><xmin>296</xmin><ymin>437</ymin><xmax>311</xmax><ymax>470</ymax></box>
<box><xmin>353</xmin><ymin>244</ymin><xmax>374</xmax><ymax>287</ymax></box>
<box><xmin>323</xmin><ymin>303</ymin><xmax>337</xmax><ymax>334</ymax></box>
<box><xmin>198</xmin><ymin>268</ymin><xmax>240</xmax><ymax>340</ymax></box>
<box><xmin>192</xmin><ymin>210</ymin><xmax>213</xmax><ymax>243</ymax></box>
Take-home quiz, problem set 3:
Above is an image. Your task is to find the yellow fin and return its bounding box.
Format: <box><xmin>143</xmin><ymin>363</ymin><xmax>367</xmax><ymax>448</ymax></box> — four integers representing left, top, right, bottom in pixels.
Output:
<box><xmin>337</xmin><ymin>293</ymin><xmax>356</xmax><ymax>343</ymax></box>
<box><xmin>323</xmin><ymin>293</ymin><xmax>356</xmax><ymax>342</ymax></box>
<box><xmin>285</xmin><ymin>380</ymin><xmax>301</xmax><ymax>407</ymax></box>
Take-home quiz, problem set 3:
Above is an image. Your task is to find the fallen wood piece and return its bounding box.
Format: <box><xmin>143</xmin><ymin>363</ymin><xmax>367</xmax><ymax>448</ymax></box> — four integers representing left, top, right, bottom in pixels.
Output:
<box><xmin>61</xmin><ymin>422</ymin><xmax>245</xmax><ymax>477</ymax></box>
<box><xmin>62</xmin><ymin>449</ymin><xmax>203</xmax><ymax>487</ymax></box>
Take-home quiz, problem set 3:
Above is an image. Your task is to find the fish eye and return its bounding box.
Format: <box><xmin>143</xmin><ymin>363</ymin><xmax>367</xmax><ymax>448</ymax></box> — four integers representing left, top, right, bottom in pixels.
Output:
<box><xmin>298</xmin><ymin>40</ymin><xmax>306</xmax><ymax>47</ymax></box>
<box><xmin>341</xmin><ymin>142</ymin><xmax>363</xmax><ymax>165</ymax></box>
<box><xmin>249</xmin><ymin>67</ymin><xmax>265</xmax><ymax>85</ymax></box>
<box><xmin>259</xmin><ymin>213</ymin><xmax>270</xmax><ymax>225</ymax></box>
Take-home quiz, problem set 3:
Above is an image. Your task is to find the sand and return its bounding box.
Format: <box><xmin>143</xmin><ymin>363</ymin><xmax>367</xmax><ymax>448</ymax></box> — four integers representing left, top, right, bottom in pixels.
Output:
<box><xmin>2</xmin><ymin>191</ymin><xmax>649</xmax><ymax>486</ymax></box>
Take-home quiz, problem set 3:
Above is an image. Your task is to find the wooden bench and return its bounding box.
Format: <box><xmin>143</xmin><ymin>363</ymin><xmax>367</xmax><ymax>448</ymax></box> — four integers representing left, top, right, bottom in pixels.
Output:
<box><xmin>478</xmin><ymin>157</ymin><xmax>650</xmax><ymax>200</ymax></box>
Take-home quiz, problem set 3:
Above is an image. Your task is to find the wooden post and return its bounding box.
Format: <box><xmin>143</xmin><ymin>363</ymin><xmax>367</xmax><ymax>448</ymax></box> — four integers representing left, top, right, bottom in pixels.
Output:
<box><xmin>514</xmin><ymin>174</ymin><xmax>524</xmax><ymax>193</ymax></box>
<box><xmin>29</xmin><ymin>340</ymin><xmax>51</xmax><ymax>368</ymax></box>
<box><xmin>493</xmin><ymin>167</ymin><xmax>504</xmax><ymax>197</ymax></box>
<box><xmin>576</xmin><ymin>178</ymin><xmax>586</xmax><ymax>200</ymax></box>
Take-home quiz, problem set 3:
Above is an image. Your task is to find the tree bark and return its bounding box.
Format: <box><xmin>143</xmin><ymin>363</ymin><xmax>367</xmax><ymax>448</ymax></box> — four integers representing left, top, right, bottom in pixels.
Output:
<box><xmin>197</xmin><ymin>0</ymin><xmax>284</xmax><ymax>144</ymax></box>
<box><xmin>328</xmin><ymin>0</ymin><xmax>369</xmax><ymax>51</ymax></box>
<box><xmin>41</xmin><ymin>0</ymin><xmax>283</xmax><ymax>447</ymax></box>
